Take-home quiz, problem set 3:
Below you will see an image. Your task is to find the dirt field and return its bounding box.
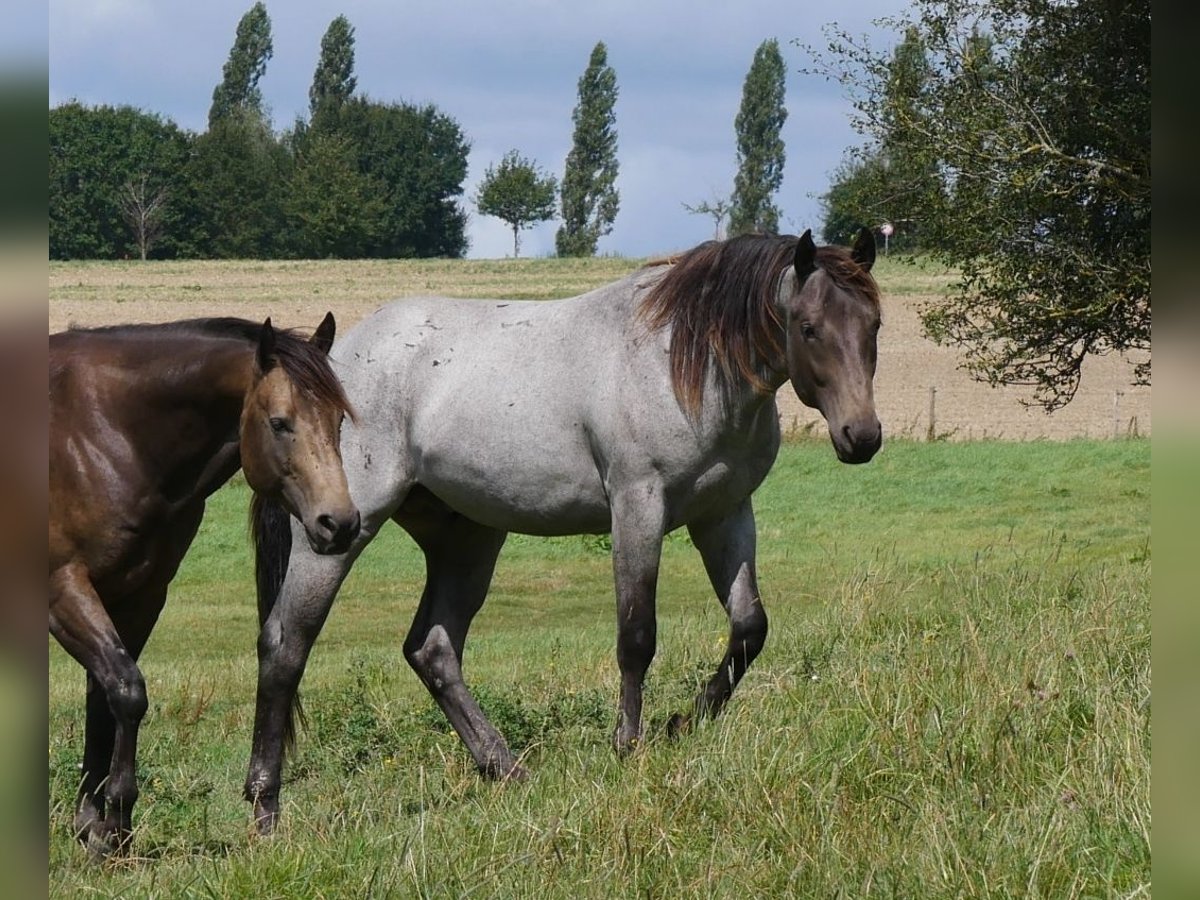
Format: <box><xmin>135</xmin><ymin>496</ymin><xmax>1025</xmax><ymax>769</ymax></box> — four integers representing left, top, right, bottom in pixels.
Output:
<box><xmin>49</xmin><ymin>257</ymin><xmax>1150</xmax><ymax>441</ymax></box>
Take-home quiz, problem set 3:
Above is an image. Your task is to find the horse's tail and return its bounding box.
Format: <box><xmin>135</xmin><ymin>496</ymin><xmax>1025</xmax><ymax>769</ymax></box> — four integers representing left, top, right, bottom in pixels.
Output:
<box><xmin>250</xmin><ymin>494</ymin><xmax>306</xmax><ymax>752</ymax></box>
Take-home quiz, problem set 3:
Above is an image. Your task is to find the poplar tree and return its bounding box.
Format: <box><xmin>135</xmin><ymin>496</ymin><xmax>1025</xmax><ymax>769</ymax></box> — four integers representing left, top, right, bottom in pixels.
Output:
<box><xmin>555</xmin><ymin>42</ymin><xmax>619</xmax><ymax>257</ymax></box>
<box><xmin>208</xmin><ymin>2</ymin><xmax>274</xmax><ymax>128</ymax></box>
<box><xmin>729</xmin><ymin>39</ymin><xmax>788</xmax><ymax>236</ymax></box>
<box><xmin>309</xmin><ymin>15</ymin><xmax>357</xmax><ymax>130</ymax></box>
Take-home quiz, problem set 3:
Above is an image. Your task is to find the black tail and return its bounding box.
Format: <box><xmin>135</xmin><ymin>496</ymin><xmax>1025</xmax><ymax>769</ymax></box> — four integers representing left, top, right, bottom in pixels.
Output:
<box><xmin>250</xmin><ymin>495</ymin><xmax>306</xmax><ymax>752</ymax></box>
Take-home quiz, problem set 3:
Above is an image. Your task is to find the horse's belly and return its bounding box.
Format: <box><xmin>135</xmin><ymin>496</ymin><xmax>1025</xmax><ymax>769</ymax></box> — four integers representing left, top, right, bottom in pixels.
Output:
<box><xmin>418</xmin><ymin>452</ymin><xmax>612</xmax><ymax>537</ymax></box>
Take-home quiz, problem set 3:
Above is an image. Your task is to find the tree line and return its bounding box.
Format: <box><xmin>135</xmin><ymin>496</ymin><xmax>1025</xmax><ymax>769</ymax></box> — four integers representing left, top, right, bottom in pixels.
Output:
<box><xmin>50</xmin><ymin>6</ymin><xmax>791</xmax><ymax>262</ymax></box>
<box><xmin>50</xmin><ymin>7</ymin><xmax>469</xmax><ymax>260</ymax></box>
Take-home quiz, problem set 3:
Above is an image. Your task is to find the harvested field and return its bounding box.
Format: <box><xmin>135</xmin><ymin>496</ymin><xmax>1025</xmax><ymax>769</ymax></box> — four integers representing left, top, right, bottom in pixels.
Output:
<box><xmin>49</xmin><ymin>256</ymin><xmax>1150</xmax><ymax>440</ymax></box>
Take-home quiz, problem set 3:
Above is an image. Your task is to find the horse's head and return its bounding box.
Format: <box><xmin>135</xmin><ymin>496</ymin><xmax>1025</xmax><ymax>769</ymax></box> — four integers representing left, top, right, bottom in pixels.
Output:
<box><xmin>240</xmin><ymin>313</ymin><xmax>361</xmax><ymax>553</ymax></box>
<box><xmin>776</xmin><ymin>228</ymin><xmax>882</xmax><ymax>464</ymax></box>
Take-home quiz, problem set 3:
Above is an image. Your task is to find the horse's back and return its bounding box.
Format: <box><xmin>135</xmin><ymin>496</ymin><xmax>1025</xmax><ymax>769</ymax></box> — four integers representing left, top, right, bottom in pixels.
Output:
<box><xmin>336</xmin><ymin>289</ymin><xmax>650</xmax><ymax>533</ymax></box>
<box><xmin>333</xmin><ymin>274</ymin><xmax>784</xmax><ymax>535</ymax></box>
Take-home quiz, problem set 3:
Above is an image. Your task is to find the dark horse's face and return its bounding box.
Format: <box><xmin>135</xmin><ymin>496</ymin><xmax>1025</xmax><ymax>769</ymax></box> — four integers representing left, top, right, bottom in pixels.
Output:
<box><xmin>777</xmin><ymin>229</ymin><xmax>882</xmax><ymax>464</ymax></box>
<box><xmin>240</xmin><ymin>317</ymin><xmax>360</xmax><ymax>553</ymax></box>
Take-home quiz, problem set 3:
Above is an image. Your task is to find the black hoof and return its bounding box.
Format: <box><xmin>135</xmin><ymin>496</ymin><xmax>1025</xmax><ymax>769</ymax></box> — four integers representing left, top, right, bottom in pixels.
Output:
<box><xmin>666</xmin><ymin>712</ymin><xmax>693</xmax><ymax>739</ymax></box>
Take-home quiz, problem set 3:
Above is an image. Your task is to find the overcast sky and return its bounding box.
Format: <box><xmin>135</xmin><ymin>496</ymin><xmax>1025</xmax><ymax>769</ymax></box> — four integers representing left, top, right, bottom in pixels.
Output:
<box><xmin>48</xmin><ymin>0</ymin><xmax>910</xmax><ymax>259</ymax></box>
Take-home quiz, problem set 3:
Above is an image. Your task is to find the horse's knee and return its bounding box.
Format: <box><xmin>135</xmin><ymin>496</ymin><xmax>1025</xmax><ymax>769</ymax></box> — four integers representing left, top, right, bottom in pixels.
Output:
<box><xmin>617</xmin><ymin>616</ymin><xmax>657</xmax><ymax>676</ymax></box>
<box><xmin>406</xmin><ymin>625</ymin><xmax>460</xmax><ymax>690</ymax></box>
<box><xmin>256</xmin><ymin>617</ymin><xmax>312</xmax><ymax>690</ymax></box>
<box><xmin>107</xmin><ymin>669</ymin><xmax>148</xmax><ymax>726</ymax></box>
<box><xmin>730</xmin><ymin>594</ymin><xmax>768</xmax><ymax>662</ymax></box>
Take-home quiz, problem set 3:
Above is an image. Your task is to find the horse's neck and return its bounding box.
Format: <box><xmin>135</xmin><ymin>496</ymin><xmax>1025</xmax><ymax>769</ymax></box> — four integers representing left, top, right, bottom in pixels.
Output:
<box><xmin>706</xmin><ymin>336</ymin><xmax>790</xmax><ymax>432</ymax></box>
<box><xmin>131</xmin><ymin>342</ymin><xmax>254</xmax><ymax>502</ymax></box>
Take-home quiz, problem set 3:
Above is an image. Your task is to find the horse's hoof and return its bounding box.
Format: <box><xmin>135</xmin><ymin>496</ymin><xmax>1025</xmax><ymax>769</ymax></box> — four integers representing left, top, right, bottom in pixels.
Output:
<box><xmin>481</xmin><ymin>758</ymin><xmax>528</xmax><ymax>783</ymax></box>
<box><xmin>612</xmin><ymin>732</ymin><xmax>641</xmax><ymax>758</ymax></box>
<box><xmin>502</xmin><ymin>763</ymin><xmax>530</xmax><ymax>783</ymax></box>
<box><xmin>666</xmin><ymin>712</ymin><xmax>692</xmax><ymax>739</ymax></box>
<box><xmin>84</xmin><ymin>825</ymin><xmax>130</xmax><ymax>861</ymax></box>
<box><xmin>252</xmin><ymin>799</ymin><xmax>280</xmax><ymax>837</ymax></box>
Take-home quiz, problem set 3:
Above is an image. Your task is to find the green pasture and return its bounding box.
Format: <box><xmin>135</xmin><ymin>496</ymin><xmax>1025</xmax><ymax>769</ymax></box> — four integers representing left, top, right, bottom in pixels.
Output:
<box><xmin>49</xmin><ymin>437</ymin><xmax>1150</xmax><ymax>897</ymax></box>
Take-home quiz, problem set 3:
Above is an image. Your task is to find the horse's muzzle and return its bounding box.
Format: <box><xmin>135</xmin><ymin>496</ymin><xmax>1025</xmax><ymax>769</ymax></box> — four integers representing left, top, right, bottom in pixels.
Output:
<box><xmin>308</xmin><ymin>508</ymin><xmax>361</xmax><ymax>554</ymax></box>
<box><xmin>832</xmin><ymin>419</ymin><xmax>882</xmax><ymax>465</ymax></box>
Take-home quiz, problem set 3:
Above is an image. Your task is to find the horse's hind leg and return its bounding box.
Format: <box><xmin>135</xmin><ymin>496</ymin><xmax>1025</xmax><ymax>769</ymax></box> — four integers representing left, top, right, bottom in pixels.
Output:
<box><xmin>398</xmin><ymin>498</ymin><xmax>516</xmax><ymax>779</ymax></box>
<box><xmin>672</xmin><ymin>498</ymin><xmax>768</xmax><ymax>735</ymax></box>
<box><xmin>50</xmin><ymin>566</ymin><xmax>154</xmax><ymax>856</ymax></box>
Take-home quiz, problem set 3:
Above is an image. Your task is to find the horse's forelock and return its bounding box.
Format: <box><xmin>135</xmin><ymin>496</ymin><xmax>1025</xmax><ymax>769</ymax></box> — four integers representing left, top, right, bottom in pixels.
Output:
<box><xmin>269</xmin><ymin>331</ymin><xmax>356</xmax><ymax>424</ymax></box>
<box><xmin>813</xmin><ymin>246</ymin><xmax>882</xmax><ymax>310</ymax></box>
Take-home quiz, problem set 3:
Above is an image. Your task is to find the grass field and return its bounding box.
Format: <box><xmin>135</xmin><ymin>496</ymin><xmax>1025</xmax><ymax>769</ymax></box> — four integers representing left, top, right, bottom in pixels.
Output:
<box><xmin>48</xmin><ymin>437</ymin><xmax>1151</xmax><ymax>897</ymax></box>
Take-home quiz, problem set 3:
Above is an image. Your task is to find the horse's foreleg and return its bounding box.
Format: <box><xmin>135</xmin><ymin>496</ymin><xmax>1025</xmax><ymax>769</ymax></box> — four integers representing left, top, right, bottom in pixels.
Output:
<box><xmin>401</xmin><ymin>515</ymin><xmax>516</xmax><ymax>779</ymax></box>
<box><xmin>673</xmin><ymin>499</ymin><xmax>767</xmax><ymax>734</ymax></box>
<box><xmin>609</xmin><ymin>485</ymin><xmax>666</xmax><ymax>756</ymax></box>
<box><xmin>76</xmin><ymin>672</ymin><xmax>113</xmax><ymax>844</ymax></box>
<box><xmin>243</xmin><ymin>541</ymin><xmax>357</xmax><ymax>835</ymax></box>
<box><xmin>50</xmin><ymin>566</ymin><xmax>150</xmax><ymax>856</ymax></box>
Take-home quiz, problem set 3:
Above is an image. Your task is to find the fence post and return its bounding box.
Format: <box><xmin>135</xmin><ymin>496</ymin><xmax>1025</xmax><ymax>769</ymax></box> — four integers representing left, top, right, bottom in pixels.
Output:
<box><xmin>1113</xmin><ymin>390</ymin><xmax>1123</xmax><ymax>439</ymax></box>
<box><xmin>927</xmin><ymin>386</ymin><xmax>937</xmax><ymax>442</ymax></box>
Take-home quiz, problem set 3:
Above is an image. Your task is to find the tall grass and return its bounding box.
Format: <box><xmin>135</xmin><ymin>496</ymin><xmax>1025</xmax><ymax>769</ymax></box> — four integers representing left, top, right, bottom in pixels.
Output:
<box><xmin>48</xmin><ymin>439</ymin><xmax>1149</xmax><ymax>896</ymax></box>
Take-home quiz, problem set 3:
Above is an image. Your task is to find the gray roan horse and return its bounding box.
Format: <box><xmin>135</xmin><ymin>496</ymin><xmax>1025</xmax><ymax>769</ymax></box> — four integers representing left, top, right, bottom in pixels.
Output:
<box><xmin>244</xmin><ymin>229</ymin><xmax>882</xmax><ymax>832</ymax></box>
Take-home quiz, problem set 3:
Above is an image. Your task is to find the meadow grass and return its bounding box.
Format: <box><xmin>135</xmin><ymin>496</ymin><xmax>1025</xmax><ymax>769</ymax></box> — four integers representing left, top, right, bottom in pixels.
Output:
<box><xmin>48</xmin><ymin>438</ymin><xmax>1149</xmax><ymax>897</ymax></box>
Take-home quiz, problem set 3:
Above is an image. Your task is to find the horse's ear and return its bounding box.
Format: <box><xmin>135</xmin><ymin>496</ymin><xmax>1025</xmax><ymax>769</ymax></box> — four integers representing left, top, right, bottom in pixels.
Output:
<box><xmin>794</xmin><ymin>229</ymin><xmax>816</xmax><ymax>280</ymax></box>
<box><xmin>257</xmin><ymin>318</ymin><xmax>277</xmax><ymax>373</ymax></box>
<box><xmin>311</xmin><ymin>311</ymin><xmax>336</xmax><ymax>355</ymax></box>
<box><xmin>852</xmin><ymin>227</ymin><xmax>876</xmax><ymax>272</ymax></box>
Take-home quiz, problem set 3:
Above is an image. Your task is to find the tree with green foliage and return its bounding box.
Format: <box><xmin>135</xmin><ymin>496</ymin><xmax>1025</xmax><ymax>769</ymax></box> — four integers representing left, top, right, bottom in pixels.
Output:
<box><xmin>730</xmin><ymin>39</ymin><xmax>788</xmax><ymax>236</ymax></box>
<box><xmin>808</xmin><ymin>0</ymin><xmax>1150</xmax><ymax>408</ymax></box>
<box><xmin>309</xmin><ymin>15</ymin><xmax>357</xmax><ymax>132</ymax></box>
<box><xmin>284</xmin><ymin>132</ymin><xmax>386</xmax><ymax>258</ymax></box>
<box><xmin>193</xmin><ymin>2</ymin><xmax>285</xmax><ymax>257</ymax></box>
<box><xmin>208</xmin><ymin>2</ymin><xmax>274</xmax><ymax>128</ymax></box>
<box><xmin>556</xmin><ymin>42</ymin><xmax>619</xmax><ymax>257</ymax></box>
<box><xmin>820</xmin><ymin>27</ymin><xmax>942</xmax><ymax>250</ymax></box>
<box><xmin>183</xmin><ymin>113</ymin><xmax>290</xmax><ymax>258</ymax></box>
<box><xmin>475</xmin><ymin>150</ymin><xmax>558</xmax><ymax>258</ymax></box>
<box><xmin>49</xmin><ymin>103</ymin><xmax>192</xmax><ymax>259</ymax></box>
<box><xmin>332</xmin><ymin>98</ymin><xmax>470</xmax><ymax>257</ymax></box>
<box><xmin>819</xmin><ymin>154</ymin><xmax>885</xmax><ymax>248</ymax></box>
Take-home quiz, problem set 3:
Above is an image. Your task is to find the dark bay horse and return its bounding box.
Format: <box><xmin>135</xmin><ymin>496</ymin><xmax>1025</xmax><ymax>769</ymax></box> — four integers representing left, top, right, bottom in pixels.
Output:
<box><xmin>49</xmin><ymin>315</ymin><xmax>360</xmax><ymax>855</ymax></box>
<box><xmin>244</xmin><ymin>230</ymin><xmax>882</xmax><ymax>832</ymax></box>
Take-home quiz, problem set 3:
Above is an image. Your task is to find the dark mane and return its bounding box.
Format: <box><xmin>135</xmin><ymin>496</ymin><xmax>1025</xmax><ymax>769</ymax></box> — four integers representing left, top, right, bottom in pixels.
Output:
<box><xmin>68</xmin><ymin>317</ymin><xmax>354</xmax><ymax>420</ymax></box>
<box><xmin>638</xmin><ymin>234</ymin><xmax>880</xmax><ymax>414</ymax></box>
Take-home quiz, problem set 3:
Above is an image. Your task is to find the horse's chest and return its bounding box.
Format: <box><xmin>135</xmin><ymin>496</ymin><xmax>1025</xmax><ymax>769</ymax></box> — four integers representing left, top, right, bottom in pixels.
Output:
<box><xmin>669</xmin><ymin>449</ymin><xmax>775</xmax><ymax>526</ymax></box>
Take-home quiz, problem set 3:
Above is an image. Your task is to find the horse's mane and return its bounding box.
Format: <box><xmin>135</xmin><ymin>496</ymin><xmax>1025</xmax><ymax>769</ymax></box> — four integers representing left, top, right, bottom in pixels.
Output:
<box><xmin>638</xmin><ymin>234</ymin><xmax>880</xmax><ymax>415</ymax></box>
<box><xmin>68</xmin><ymin>317</ymin><xmax>354</xmax><ymax>420</ymax></box>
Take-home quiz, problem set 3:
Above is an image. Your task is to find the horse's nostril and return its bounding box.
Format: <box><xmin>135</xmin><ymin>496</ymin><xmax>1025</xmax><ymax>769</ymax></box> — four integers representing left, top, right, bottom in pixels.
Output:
<box><xmin>317</xmin><ymin>513</ymin><xmax>337</xmax><ymax>536</ymax></box>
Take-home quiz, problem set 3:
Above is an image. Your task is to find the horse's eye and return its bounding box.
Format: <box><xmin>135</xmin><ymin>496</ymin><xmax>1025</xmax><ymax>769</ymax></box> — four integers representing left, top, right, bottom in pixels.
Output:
<box><xmin>801</xmin><ymin>323</ymin><xmax>818</xmax><ymax>341</ymax></box>
<box><xmin>270</xmin><ymin>417</ymin><xmax>292</xmax><ymax>435</ymax></box>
